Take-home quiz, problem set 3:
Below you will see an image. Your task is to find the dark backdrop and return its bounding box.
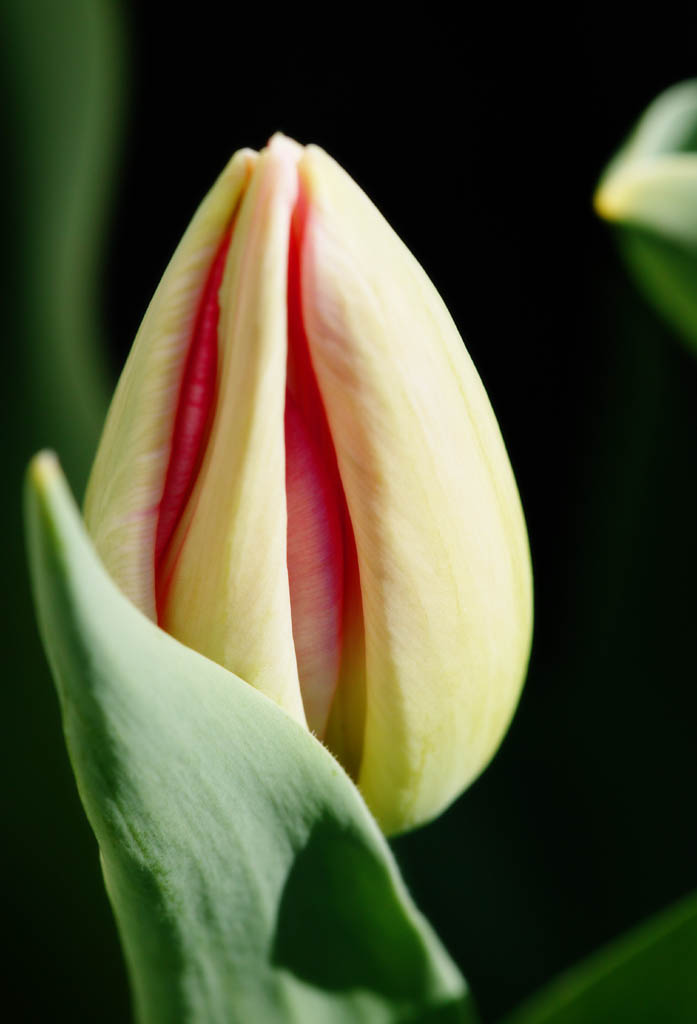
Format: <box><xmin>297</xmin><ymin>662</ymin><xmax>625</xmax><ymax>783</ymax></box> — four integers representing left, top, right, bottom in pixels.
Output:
<box><xmin>5</xmin><ymin>5</ymin><xmax>697</xmax><ymax>1021</ymax></box>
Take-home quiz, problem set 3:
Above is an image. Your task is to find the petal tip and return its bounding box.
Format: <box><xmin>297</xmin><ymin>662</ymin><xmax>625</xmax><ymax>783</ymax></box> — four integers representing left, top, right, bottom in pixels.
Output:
<box><xmin>267</xmin><ymin>132</ymin><xmax>304</xmax><ymax>162</ymax></box>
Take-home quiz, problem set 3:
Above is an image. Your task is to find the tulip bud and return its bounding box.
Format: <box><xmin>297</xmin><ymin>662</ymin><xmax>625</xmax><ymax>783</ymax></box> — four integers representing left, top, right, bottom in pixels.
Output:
<box><xmin>85</xmin><ymin>134</ymin><xmax>532</xmax><ymax>834</ymax></box>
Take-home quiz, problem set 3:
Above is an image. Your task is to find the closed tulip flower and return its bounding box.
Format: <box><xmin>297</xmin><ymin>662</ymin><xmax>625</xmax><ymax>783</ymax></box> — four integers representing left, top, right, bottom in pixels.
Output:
<box><xmin>85</xmin><ymin>134</ymin><xmax>532</xmax><ymax>834</ymax></box>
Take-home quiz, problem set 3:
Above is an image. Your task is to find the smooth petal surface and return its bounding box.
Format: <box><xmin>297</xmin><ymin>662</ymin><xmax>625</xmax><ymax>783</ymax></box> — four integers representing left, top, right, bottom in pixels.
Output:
<box><xmin>160</xmin><ymin>137</ymin><xmax>305</xmax><ymax>723</ymax></box>
<box><xmin>84</xmin><ymin>148</ymin><xmax>256</xmax><ymax>618</ymax></box>
<box><xmin>298</xmin><ymin>147</ymin><xmax>533</xmax><ymax>833</ymax></box>
<box><xmin>25</xmin><ymin>452</ymin><xmax>475</xmax><ymax>1024</ymax></box>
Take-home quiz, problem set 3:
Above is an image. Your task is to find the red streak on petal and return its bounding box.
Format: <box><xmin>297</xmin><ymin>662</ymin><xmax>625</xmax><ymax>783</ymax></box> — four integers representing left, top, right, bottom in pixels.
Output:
<box><xmin>285</xmin><ymin>394</ymin><xmax>344</xmax><ymax>736</ymax></box>
<box><xmin>294</xmin><ymin>193</ymin><xmax>367</xmax><ymax>776</ymax></box>
<box><xmin>154</xmin><ymin>226</ymin><xmax>232</xmax><ymax>617</ymax></box>
<box><xmin>285</xmin><ymin>195</ymin><xmax>347</xmax><ymax>736</ymax></box>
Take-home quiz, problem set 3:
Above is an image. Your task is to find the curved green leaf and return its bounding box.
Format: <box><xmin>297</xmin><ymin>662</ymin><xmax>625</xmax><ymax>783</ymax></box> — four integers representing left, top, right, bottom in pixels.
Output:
<box><xmin>501</xmin><ymin>890</ymin><xmax>697</xmax><ymax>1024</ymax></box>
<box><xmin>24</xmin><ymin>451</ymin><xmax>475</xmax><ymax>1024</ymax></box>
<box><xmin>595</xmin><ymin>80</ymin><xmax>697</xmax><ymax>352</ymax></box>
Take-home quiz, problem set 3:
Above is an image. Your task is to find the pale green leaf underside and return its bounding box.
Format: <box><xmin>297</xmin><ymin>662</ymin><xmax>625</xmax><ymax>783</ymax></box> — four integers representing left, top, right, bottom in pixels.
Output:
<box><xmin>500</xmin><ymin>889</ymin><xmax>697</xmax><ymax>1024</ymax></box>
<box><xmin>24</xmin><ymin>452</ymin><xmax>474</xmax><ymax>1024</ymax></box>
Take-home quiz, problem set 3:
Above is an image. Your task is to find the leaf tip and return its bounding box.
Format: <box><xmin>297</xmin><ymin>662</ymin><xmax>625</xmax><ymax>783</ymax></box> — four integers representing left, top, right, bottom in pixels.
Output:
<box><xmin>593</xmin><ymin>174</ymin><xmax>626</xmax><ymax>223</ymax></box>
<box><xmin>27</xmin><ymin>449</ymin><xmax>61</xmax><ymax>492</ymax></box>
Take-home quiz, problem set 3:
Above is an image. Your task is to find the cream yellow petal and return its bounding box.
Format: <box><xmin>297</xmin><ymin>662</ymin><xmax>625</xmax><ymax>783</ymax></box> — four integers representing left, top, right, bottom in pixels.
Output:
<box><xmin>160</xmin><ymin>136</ymin><xmax>306</xmax><ymax>725</ymax></box>
<box><xmin>84</xmin><ymin>148</ymin><xmax>257</xmax><ymax>617</ymax></box>
<box><xmin>299</xmin><ymin>146</ymin><xmax>533</xmax><ymax>833</ymax></box>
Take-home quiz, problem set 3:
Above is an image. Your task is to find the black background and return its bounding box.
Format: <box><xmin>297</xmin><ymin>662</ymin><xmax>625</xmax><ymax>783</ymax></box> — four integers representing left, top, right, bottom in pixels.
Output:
<box><xmin>6</xmin><ymin>5</ymin><xmax>697</xmax><ymax>1021</ymax></box>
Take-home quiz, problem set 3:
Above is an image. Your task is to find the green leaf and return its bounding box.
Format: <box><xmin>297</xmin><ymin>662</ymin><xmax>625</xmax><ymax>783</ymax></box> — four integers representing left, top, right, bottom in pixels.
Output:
<box><xmin>24</xmin><ymin>451</ymin><xmax>475</xmax><ymax>1024</ymax></box>
<box><xmin>595</xmin><ymin>80</ymin><xmax>697</xmax><ymax>353</ymax></box>
<box><xmin>500</xmin><ymin>890</ymin><xmax>697</xmax><ymax>1024</ymax></box>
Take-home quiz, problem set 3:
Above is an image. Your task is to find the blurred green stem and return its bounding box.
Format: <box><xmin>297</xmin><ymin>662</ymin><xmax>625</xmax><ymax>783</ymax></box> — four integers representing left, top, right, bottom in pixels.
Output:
<box><xmin>2</xmin><ymin>0</ymin><xmax>125</xmax><ymax>492</ymax></box>
<box><xmin>1</xmin><ymin>3</ymin><xmax>130</xmax><ymax>1019</ymax></box>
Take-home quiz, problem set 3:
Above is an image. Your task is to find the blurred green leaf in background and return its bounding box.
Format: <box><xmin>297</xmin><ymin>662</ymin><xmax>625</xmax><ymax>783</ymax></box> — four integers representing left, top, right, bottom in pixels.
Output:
<box><xmin>502</xmin><ymin>890</ymin><xmax>697</xmax><ymax>1024</ymax></box>
<box><xmin>596</xmin><ymin>80</ymin><xmax>697</xmax><ymax>351</ymax></box>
